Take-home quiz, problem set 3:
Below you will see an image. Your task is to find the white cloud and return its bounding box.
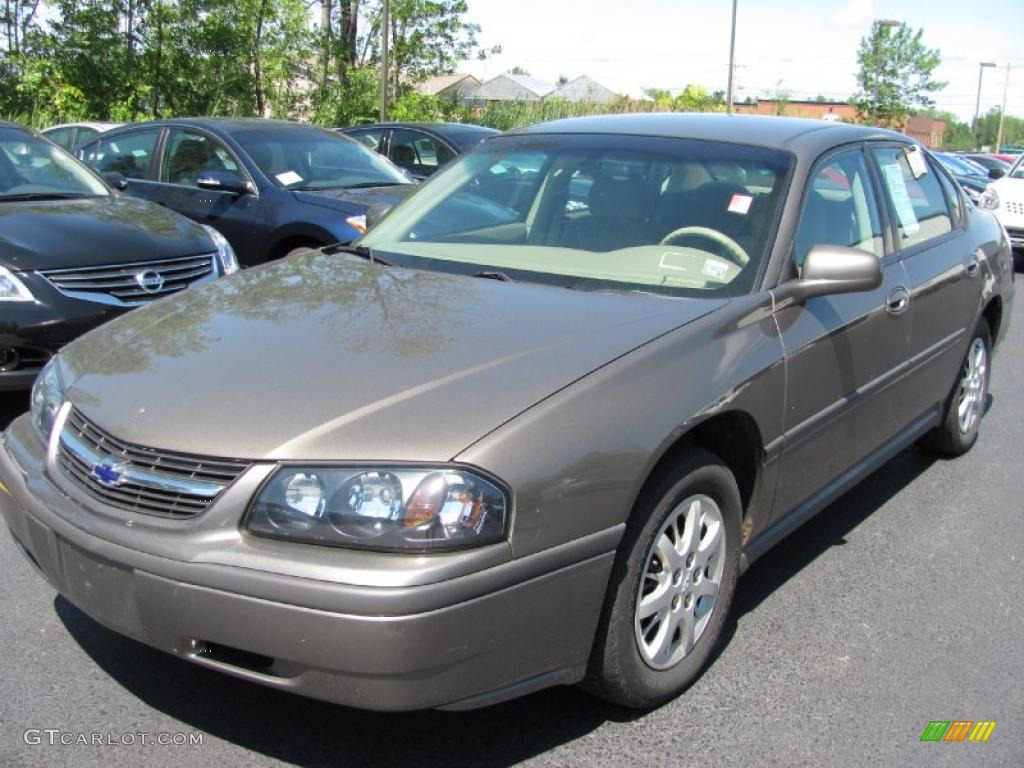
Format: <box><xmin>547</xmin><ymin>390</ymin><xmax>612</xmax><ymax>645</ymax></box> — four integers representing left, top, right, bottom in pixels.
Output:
<box><xmin>832</xmin><ymin>0</ymin><xmax>876</xmax><ymax>27</ymax></box>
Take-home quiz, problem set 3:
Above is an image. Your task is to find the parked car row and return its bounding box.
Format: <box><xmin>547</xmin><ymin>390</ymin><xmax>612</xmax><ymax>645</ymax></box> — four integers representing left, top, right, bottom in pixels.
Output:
<box><xmin>0</xmin><ymin>112</ymin><xmax>1015</xmax><ymax>714</ymax></box>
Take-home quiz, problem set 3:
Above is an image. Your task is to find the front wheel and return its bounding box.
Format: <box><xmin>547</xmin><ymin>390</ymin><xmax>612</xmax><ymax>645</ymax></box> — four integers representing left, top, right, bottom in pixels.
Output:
<box><xmin>918</xmin><ymin>320</ymin><xmax>991</xmax><ymax>456</ymax></box>
<box><xmin>583</xmin><ymin>449</ymin><xmax>741</xmax><ymax>708</ymax></box>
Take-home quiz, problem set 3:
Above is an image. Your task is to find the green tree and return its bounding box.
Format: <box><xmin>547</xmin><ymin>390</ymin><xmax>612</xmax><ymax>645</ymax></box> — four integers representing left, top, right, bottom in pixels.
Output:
<box><xmin>854</xmin><ymin>21</ymin><xmax>945</xmax><ymax>127</ymax></box>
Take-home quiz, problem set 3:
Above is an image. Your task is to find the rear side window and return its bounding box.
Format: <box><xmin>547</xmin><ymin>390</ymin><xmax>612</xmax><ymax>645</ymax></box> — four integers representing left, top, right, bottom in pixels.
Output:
<box><xmin>84</xmin><ymin>129</ymin><xmax>161</xmax><ymax>179</ymax></box>
<box><xmin>43</xmin><ymin>128</ymin><xmax>74</xmax><ymax>149</ymax></box>
<box><xmin>347</xmin><ymin>128</ymin><xmax>385</xmax><ymax>151</ymax></box>
<box><xmin>871</xmin><ymin>146</ymin><xmax>952</xmax><ymax>248</ymax></box>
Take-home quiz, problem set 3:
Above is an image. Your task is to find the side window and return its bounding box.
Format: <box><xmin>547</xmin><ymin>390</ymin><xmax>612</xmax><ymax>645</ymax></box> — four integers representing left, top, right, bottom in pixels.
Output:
<box><xmin>75</xmin><ymin>127</ymin><xmax>99</xmax><ymax>147</ymax></box>
<box><xmin>348</xmin><ymin>129</ymin><xmax>385</xmax><ymax>152</ymax></box>
<box><xmin>87</xmin><ymin>129</ymin><xmax>161</xmax><ymax>179</ymax></box>
<box><xmin>794</xmin><ymin>148</ymin><xmax>885</xmax><ymax>268</ymax></box>
<box><xmin>389</xmin><ymin>129</ymin><xmax>455</xmax><ymax>176</ymax></box>
<box><xmin>871</xmin><ymin>146</ymin><xmax>952</xmax><ymax>248</ymax></box>
<box><xmin>161</xmin><ymin>129</ymin><xmax>240</xmax><ymax>186</ymax></box>
<box><xmin>43</xmin><ymin>128</ymin><xmax>74</xmax><ymax>149</ymax></box>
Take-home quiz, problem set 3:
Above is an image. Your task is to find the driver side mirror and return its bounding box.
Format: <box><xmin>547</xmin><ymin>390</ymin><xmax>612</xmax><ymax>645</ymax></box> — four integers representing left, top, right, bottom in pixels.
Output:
<box><xmin>196</xmin><ymin>171</ymin><xmax>252</xmax><ymax>196</ymax></box>
<box><xmin>776</xmin><ymin>244</ymin><xmax>882</xmax><ymax>304</ymax></box>
<box><xmin>988</xmin><ymin>168</ymin><xmax>1005</xmax><ymax>180</ymax></box>
<box><xmin>101</xmin><ymin>171</ymin><xmax>129</xmax><ymax>191</ymax></box>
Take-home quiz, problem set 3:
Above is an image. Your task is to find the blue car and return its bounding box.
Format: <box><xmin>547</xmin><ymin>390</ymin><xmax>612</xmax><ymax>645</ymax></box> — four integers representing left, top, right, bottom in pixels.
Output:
<box><xmin>78</xmin><ymin>119</ymin><xmax>416</xmax><ymax>266</ymax></box>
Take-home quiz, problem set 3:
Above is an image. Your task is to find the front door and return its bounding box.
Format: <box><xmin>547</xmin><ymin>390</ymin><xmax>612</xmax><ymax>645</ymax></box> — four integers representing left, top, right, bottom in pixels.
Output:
<box><xmin>151</xmin><ymin>128</ymin><xmax>263</xmax><ymax>261</ymax></box>
<box><xmin>771</xmin><ymin>145</ymin><xmax>912</xmax><ymax>519</ymax></box>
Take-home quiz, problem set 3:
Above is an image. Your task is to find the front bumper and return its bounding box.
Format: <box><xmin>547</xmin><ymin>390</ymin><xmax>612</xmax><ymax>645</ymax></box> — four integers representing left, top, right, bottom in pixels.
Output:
<box><xmin>0</xmin><ymin>414</ymin><xmax>617</xmax><ymax>711</ymax></box>
<box><xmin>0</xmin><ymin>277</ymin><xmax>124</xmax><ymax>391</ymax></box>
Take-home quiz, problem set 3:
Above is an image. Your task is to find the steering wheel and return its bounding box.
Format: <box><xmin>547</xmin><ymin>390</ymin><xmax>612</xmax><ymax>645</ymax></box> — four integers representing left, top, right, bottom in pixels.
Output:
<box><xmin>659</xmin><ymin>226</ymin><xmax>749</xmax><ymax>266</ymax></box>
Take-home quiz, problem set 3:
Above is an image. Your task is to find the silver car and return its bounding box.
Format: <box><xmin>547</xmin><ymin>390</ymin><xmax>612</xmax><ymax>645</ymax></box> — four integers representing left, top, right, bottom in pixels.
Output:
<box><xmin>0</xmin><ymin>114</ymin><xmax>1014</xmax><ymax>711</ymax></box>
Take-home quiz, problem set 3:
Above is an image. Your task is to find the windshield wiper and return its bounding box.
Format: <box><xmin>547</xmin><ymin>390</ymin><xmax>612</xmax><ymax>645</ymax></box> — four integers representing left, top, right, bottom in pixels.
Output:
<box><xmin>323</xmin><ymin>243</ymin><xmax>396</xmax><ymax>267</ymax></box>
<box><xmin>342</xmin><ymin>181</ymin><xmax>411</xmax><ymax>190</ymax></box>
<box><xmin>473</xmin><ymin>270</ymin><xmax>514</xmax><ymax>283</ymax></box>
<box><xmin>0</xmin><ymin>192</ymin><xmax>94</xmax><ymax>202</ymax></box>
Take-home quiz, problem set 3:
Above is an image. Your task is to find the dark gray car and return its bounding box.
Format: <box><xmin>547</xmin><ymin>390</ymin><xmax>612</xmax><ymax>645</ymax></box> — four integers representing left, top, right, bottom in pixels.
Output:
<box><xmin>0</xmin><ymin>114</ymin><xmax>1014</xmax><ymax>711</ymax></box>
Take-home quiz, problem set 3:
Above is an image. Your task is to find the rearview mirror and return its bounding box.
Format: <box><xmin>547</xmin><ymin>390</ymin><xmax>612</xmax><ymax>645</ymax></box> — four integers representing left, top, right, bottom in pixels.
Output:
<box><xmin>776</xmin><ymin>245</ymin><xmax>883</xmax><ymax>304</ymax></box>
<box><xmin>101</xmin><ymin>171</ymin><xmax>129</xmax><ymax>191</ymax></box>
<box><xmin>988</xmin><ymin>168</ymin><xmax>1005</xmax><ymax>180</ymax></box>
<box><xmin>196</xmin><ymin>171</ymin><xmax>251</xmax><ymax>195</ymax></box>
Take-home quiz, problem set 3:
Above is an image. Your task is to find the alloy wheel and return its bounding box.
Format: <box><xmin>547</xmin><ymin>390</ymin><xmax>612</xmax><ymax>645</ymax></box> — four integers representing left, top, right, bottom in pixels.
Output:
<box><xmin>957</xmin><ymin>338</ymin><xmax>987</xmax><ymax>434</ymax></box>
<box><xmin>634</xmin><ymin>494</ymin><xmax>726</xmax><ymax>670</ymax></box>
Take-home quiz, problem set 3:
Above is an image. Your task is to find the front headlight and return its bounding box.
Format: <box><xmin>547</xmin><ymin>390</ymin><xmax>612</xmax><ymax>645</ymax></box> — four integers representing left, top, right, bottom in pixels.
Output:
<box><xmin>30</xmin><ymin>357</ymin><xmax>64</xmax><ymax>443</ymax></box>
<box><xmin>202</xmin><ymin>225</ymin><xmax>239</xmax><ymax>275</ymax></box>
<box><xmin>0</xmin><ymin>266</ymin><xmax>35</xmax><ymax>302</ymax></box>
<box><xmin>246</xmin><ymin>466</ymin><xmax>509</xmax><ymax>552</ymax></box>
<box><xmin>980</xmin><ymin>187</ymin><xmax>1000</xmax><ymax>211</ymax></box>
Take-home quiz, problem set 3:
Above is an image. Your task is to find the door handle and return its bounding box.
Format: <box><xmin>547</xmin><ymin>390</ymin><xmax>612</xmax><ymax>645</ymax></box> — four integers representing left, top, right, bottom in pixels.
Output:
<box><xmin>886</xmin><ymin>286</ymin><xmax>910</xmax><ymax>315</ymax></box>
<box><xmin>965</xmin><ymin>254</ymin><xmax>981</xmax><ymax>277</ymax></box>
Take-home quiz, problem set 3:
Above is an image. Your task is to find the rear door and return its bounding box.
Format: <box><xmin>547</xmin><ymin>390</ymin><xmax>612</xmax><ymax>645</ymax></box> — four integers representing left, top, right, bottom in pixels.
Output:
<box><xmin>868</xmin><ymin>144</ymin><xmax>984</xmax><ymax>421</ymax></box>
<box><xmin>771</xmin><ymin>145</ymin><xmax>912</xmax><ymax>519</ymax></box>
<box><xmin>150</xmin><ymin>127</ymin><xmax>263</xmax><ymax>259</ymax></box>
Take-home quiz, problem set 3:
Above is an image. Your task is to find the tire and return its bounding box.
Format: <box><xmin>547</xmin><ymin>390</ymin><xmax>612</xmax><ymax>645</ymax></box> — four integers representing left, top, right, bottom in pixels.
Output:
<box><xmin>583</xmin><ymin>448</ymin><xmax>741</xmax><ymax>708</ymax></box>
<box><xmin>918</xmin><ymin>320</ymin><xmax>991</xmax><ymax>456</ymax></box>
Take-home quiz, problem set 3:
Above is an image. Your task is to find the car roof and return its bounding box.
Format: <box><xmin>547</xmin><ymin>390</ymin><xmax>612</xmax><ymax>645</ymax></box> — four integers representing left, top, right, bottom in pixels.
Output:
<box><xmin>101</xmin><ymin>117</ymin><xmax>338</xmax><ymax>136</ymax></box>
<box><xmin>42</xmin><ymin>122</ymin><xmax>125</xmax><ymax>131</ymax></box>
<box><xmin>510</xmin><ymin>113</ymin><xmax>908</xmax><ymax>156</ymax></box>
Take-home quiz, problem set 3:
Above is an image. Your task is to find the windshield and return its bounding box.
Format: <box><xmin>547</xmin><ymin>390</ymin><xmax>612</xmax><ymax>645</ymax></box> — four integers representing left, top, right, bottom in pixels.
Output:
<box><xmin>936</xmin><ymin>153</ymin><xmax>980</xmax><ymax>177</ymax></box>
<box><xmin>233</xmin><ymin>127</ymin><xmax>410</xmax><ymax>191</ymax></box>
<box><xmin>0</xmin><ymin>127</ymin><xmax>108</xmax><ymax>200</ymax></box>
<box><xmin>361</xmin><ymin>133</ymin><xmax>792</xmax><ymax>296</ymax></box>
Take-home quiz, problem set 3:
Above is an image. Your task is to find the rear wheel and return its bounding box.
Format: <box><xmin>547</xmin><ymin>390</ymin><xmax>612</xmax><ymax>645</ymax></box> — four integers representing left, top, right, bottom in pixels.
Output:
<box><xmin>584</xmin><ymin>449</ymin><xmax>741</xmax><ymax>708</ymax></box>
<box><xmin>919</xmin><ymin>321</ymin><xmax>991</xmax><ymax>456</ymax></box>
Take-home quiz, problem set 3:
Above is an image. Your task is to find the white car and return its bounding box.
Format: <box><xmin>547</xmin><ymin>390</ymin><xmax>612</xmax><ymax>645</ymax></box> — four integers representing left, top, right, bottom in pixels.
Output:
<box><xmin>982</xmin><ymin>155</ymin><xmax>1024</xmax><ymax>251</ymax></box>
<box><xmin>40</xmin><ymin>121</ymin><xmax>125</xmax><ymax>150</ymax></box>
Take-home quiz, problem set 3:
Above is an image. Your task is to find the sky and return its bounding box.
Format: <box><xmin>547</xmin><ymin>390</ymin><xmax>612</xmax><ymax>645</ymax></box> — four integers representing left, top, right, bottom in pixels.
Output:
<box><xmin>457</xmin><ymin>0</ymin><xmax>1024</xmax><ymax>123</ymax></box>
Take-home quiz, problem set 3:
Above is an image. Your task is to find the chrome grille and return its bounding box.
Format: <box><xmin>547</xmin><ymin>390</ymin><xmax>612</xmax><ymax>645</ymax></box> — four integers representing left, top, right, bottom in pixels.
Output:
<box><xmin>38</xmin><ymin>253</ymin><xmax>216</xmax><ymax>306</ymax></box>
<box><xmin>57</xmin><ymin>408</ymin><xmax>250</xmax><ymax>518</ymax></box>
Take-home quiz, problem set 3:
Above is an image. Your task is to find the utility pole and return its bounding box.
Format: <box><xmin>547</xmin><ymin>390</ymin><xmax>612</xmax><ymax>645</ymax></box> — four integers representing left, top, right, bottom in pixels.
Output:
<box><xmin>380</xmin><ymin>0</ymin><xmax>390</xmax><ymax>122</ymax></box>
<box><xmin>726</xmin><ymin>0</ymin><xmax>737</xmax><ymax>114</ymax></box>
<box><xmin>996</xmin><ymin>63</ymin><xmax>1011</xmax><ymax>153</ymax></box>
<box><xmin>973</xmin><ymin>61</ymin><xmax>995</xmax><ymax>149</ymax></box>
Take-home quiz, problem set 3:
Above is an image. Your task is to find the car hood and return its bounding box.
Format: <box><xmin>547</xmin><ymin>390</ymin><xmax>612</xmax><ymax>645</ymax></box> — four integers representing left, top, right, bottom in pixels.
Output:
<box><xmin>991</xmin><ymin>175</ymin><xmax>1024</xmax><ymax>200</ymax></box>
<box><xmin>292</xmin><ymin>184</ymin><xmax>416</xmax><ymax>215</ymax></box>
<box><xmin>60</xmin><ymin>251</ymin><xmax>725</xmax><ymax>461</ymax></box>
<box><xmin>0</xmin><ymin>195</ymin><xmax>212</xmax><ymax>271</ymax></box>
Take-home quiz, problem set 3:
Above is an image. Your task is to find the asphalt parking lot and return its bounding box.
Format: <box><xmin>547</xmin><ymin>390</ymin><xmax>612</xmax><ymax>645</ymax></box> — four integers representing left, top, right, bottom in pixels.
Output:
<box><xmin>0</xmin><ymin>290</ymin><xmax>1021</xmax><ymax>768</ymax></box>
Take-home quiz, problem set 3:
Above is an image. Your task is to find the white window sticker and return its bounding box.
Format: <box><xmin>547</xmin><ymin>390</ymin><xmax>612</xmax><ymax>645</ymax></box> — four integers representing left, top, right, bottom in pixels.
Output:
<box><xmin>882</xmin><ymin>163</ymin><xmax>920</xmax><ymax>235</ymax></box>
<box><xmin>728</xmin><ymin>193</ymin><xmax>753</xmax><ymax>215</ymax></box>
<box><xmin>702</xmin><ymin>259</ymin><xmax>729</xmax><ymax>280</ymax></box>
<box><xmin>276</xmin><ymin>170</ymin><xmax>303</xmax><ymax>186</ymax></box>
<box><xmin>904</xmin><ymin>145</ymin><xmax>928</xmax><ymax>179</ymax></box>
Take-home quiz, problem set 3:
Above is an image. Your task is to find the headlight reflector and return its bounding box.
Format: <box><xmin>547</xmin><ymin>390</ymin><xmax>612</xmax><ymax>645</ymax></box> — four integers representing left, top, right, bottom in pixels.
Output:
<box><xmin>202</xmin><ymin>225</ymin><xmax>240</xmax><ymax>274</ymax></box>
<box><xmin>30</xmin><ymin>357</ymin><xmax>64</xmax><ymax>443</ymax></box>
<box><xmin>246</xmin><ymin>466</ymin><xmax>508</xmax><ymax>551</ymax></box>
<box><xmin>0</xmin><ymin>266</ymin><xmax>34</xmax><ymax>302</ymax></box>
<box><xmin>980</xmin><ymin>187</ymin><xmax>999</xmax><ymax>211</ymax></box>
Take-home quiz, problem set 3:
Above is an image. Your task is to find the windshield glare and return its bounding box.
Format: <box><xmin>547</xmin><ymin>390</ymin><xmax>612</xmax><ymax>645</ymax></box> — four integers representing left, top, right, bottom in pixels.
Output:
<box><xmin>361</xmin><ymin>134</ymin><xmax>792</xmax><ymax>296</ymax></box>
<box><xmin>0</xmin><ymin>128</ymin><xmax>108</xmax><ymax>199</ymax></box>
<box><xmin>234</xmin><ymin>128</ymin><xmax>409</xmax><ymax>190</ymax></box>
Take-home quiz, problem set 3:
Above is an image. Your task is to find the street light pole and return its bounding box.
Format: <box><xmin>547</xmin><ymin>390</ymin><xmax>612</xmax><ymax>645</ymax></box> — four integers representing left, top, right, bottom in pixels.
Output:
<box><xmin>726</xmin><ymin>0</ymin><xmax>737</xmax><ymax>114</ymax></box>
<box><xmin>996</xmin><ymin>64</ymin><xmax>1012</xmax><ymax>153</ymax></box>
<box><xmin>972</xmin><ymin>61</ymin><xmax>995</xmax><ymax>149</ymax></box>
<box><xmin>380</xmin><ymin>0</ymin><xmax>390</xmax><ymax>122</ymax></box>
